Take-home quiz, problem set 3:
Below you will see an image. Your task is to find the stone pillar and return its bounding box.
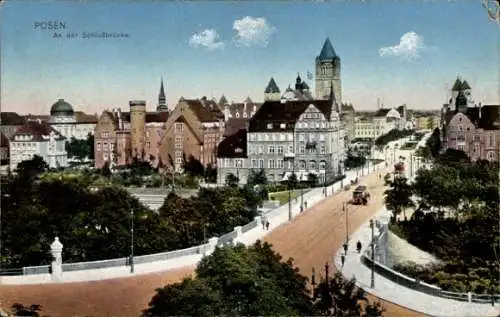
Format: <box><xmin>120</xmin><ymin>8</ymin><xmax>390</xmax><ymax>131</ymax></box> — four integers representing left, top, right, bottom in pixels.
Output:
<box><xmin>232</xmin><ymin>226</ymin><xmax>243</xmax><ymax>244</ymax></box>
<box><xmin>204</xmin><ymin>237</ymin><xmax>219</xmax><ymax>256</ymax></box>
<box><xmin>50</xmin><ymin>237</ymin><xmax>63</xmax><ymax>282</ymax></box>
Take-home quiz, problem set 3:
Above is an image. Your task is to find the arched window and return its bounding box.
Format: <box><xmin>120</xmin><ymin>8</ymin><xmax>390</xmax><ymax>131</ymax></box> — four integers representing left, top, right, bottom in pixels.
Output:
<box><xmin>319</xmin><ymin>161</ymin><xmax>326</xmax><ymax>170</ymax></box>
<box><xmin>299</xmin><ymin>160</ymin><xmax>306</xmax><ymax>169</ymax></box>
<box><xmin>309</xmin><ymin>160</ymin><xmax>317</xmax><ymax>170</ymax></box>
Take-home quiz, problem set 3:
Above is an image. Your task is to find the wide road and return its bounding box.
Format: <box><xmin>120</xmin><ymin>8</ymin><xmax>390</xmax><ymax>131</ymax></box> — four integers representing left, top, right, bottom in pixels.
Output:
<box><xmin>0</xmin><ymin>169</ymin><xmax>426</xmax><ymax>317</ymax></box>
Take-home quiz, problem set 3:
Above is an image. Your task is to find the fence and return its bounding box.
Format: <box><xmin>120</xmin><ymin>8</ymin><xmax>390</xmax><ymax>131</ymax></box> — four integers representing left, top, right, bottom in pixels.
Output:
<box><xmin>217</xmin><ymin>231</ymin><xmax>237</xmax><ymax>247</ymax></box>
<box><xmin>363</xmin><ymin>226</ymin><xmax>500</xmax><ymax>304</ymax></box>
<box><xmin>241</xmin><ymin>219</ymin><xmax>259</xmax><ymax>234</ymax></box>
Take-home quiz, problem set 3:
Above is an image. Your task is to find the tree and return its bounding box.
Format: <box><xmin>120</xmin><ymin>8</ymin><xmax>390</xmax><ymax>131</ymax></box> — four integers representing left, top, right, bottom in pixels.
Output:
<box><xmin>204</xmin><ymin>164</ymin><xmax>217</xmax><ymax>183</ymax></box>
<box><xmin>384</xmin><ymin>176</ymin><xmax>414</xmax><ymax>221</ymax></box>
<box><xmin>182</xmin><ymin>154</ymin><xmax>204</xmax><ymax>177</ymax></box>
<box><xmin>247</xmin><ymin>169</ymin><xmax>267</xmax><ymax>186</ymax></box>
<box><xmin>10</xmin><ymin>303</ymin><xmax>44</xmax><ymax>317</ymax></box>
<box><xmin>437</xmin><ymin>148</ymin><xmax>470</xmax><ymax>167</ymax></box>
<box><xmin>100</xmin><ymin>161</ymin><xmax>112</xmax><ymax>178</ymax></box>
<box><xmin>313</xmin><ymin>272</ymin><xmax>384</xmax><ymax>316</ymax></box>
<box><xmin>143</xmin><ymin>241</ymin><xmax>314</xmax><ymax>317</ymax></box>
<box><xmin>308</xmin><ymin>173</ymin><xmax>319</xmax><ymax>187</ymax></box>
<box><xmin>15</xmin><ymin>155</ymin><xmax>49</xmax><ymax>180</ymax></box>
<box><xmin>225</xmin><ymin>173</ymin><xmax>239</xmax><ymax>187</ymax></box>
<box><xmin>427</xmin><ymin>128</ymin><xmax>442</xmax><ymax>158</ymax></box>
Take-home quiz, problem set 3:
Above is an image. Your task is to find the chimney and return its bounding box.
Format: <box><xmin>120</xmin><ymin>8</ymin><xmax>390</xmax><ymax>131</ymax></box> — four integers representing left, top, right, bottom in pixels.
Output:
<box><xmin>478</xmin><ymin>102</ymin><xmax>482</xmax><ymax>119</ymax></box>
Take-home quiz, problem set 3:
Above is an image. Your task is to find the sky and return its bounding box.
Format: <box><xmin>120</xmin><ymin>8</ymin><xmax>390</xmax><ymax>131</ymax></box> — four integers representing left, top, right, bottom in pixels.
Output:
<box><xmin>1</xmin><ymin>1</ymin><xmax>498</xmax><ymax>115</ymax></box>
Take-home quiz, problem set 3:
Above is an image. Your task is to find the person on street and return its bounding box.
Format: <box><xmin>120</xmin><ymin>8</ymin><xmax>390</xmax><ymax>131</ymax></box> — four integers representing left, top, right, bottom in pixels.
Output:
<box><xmin>265</xmin><ymin>221</ymin><xmax>270</xmax><ymax>231</ymax></box>
<box><xmin>356</xmin><ymin>240</ymin><xmax>362</xmax><ymax>253</ymax></box>
<box><xmin>341</xmin><ymin>254</ymin><xmax>346</xmax><ymax>267</ymax></box>
<box><xmin>261</xmin><ymin>218</ymin><xmax>266</xmax><ymax>230</ymax></box>
<box><xmin>304</xmin><ymin>201</ymin><xmax>308</xmax><ymax>209</ymax></box>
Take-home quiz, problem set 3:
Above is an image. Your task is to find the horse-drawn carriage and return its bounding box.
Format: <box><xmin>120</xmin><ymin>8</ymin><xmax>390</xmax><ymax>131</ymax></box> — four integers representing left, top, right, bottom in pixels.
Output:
<box><xmin>349</xmin><ymin>185</ymin><xmax>370</xmax><ymax>205</ymax></box>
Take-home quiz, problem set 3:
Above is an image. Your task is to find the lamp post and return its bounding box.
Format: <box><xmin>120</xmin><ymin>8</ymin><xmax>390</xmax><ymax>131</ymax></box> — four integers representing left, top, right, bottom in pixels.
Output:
<box><xmin>285</xmin><ymin>156</ymin><xmax>295</xmax><ymax>221</ymax></box>
<box><xmin>130</xmin><ymin>209</ymin><xmax>135</xmax><ymax>273</ymax></box>
<box><xmin>370</xmin><ymin>219</ymin><xmax>375</xmax><ymax>288</ymax></box>
<box><xmin>343</xmin><ymin>202</ymin><xmax>349</xmax><ymax>244</ymax></box>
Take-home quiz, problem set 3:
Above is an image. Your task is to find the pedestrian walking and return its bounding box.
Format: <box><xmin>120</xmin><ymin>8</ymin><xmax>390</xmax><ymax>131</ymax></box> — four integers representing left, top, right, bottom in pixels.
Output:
<box><xmin>300</xmin><ymin>205</ymin><xmax>303</xmax><ymax>213</ymax></box>
<box><xmin>265</xmin><ymin>221</ymin><xmax>270</xmax><ymax>231</ymax></box>
<box><xmin>356</xmin><ymin>240</ymin><xmax>362</xmax><ymax>253</ymax></box>
<box><xmin>341</xmin><ymin>254</ymin><xmax>346</xmax><ymax>267</ymax></box>
<box><xmin>304</xmin><ymin>201</ymin><xmax>308</xmax><ymax>208</ymax></box>
<box><xmin>261</xmin><ymin>218</ymin><xmax>266</xmax><ymax>230</ymax></box>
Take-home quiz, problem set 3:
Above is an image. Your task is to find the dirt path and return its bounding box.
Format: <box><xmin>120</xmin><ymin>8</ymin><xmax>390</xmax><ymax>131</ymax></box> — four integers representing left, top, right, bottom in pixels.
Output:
<box><xmin>0</xmin><ymin>170</ymin><xmax>426</xmax><ymax>317</ymax></box>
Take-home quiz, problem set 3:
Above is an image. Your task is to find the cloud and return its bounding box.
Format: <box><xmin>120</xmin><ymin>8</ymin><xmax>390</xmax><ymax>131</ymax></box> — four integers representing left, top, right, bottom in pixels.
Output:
<box><xmin>233</xmin><ymin>16</ymin><xmax>276</xmax><ymax>47</ymax></box>
<box><xmin>189</xmin><ymin>29</ymin><xmax>225</xmax><ymax>51</ymax></box>
<box><xmin>379</xmin><ymin>31</ymin><xmax>426</xmax><ymax>59</ymax></box>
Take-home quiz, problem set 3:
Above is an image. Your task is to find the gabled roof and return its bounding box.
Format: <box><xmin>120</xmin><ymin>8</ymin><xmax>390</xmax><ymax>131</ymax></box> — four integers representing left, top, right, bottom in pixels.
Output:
<box><xmin>12</xmin><ymin>120</ymin><xmax>65</xmax><ymax>141</ymax></box>
<box><xmin>74</xmin><ymin>111</ymin><xmax>98</xmax><ymax>124</ymax></box>
<box><xmin>465</xmin><ymin>105</ymin><xmax>500</xmax><ymax>130</ymax></box>
<box><xmin>1</xmin><ymin>112</ymin><xmax>25</xmax><ymax>125</ymax></box>
<box><xmin>249</xmin><ymin>100</ymin><xmax>332</xmax><ymax>133</ymax></box>
<box><xmin>217</xmin><ymin>129</ymin><xmax>247</xmax><ymax>158</ymax></box>
<box><xmin>265</xmin><ymin>77</ymin><xmax>280</xmax><ymax>94</ymax></box>
<box><xmin>145</xmin><ymin>112</ymin><xmax>169</xmax><ymax>123</ymax></box>
<box><xmin>374</xmin><ymin>108</ymin><xmax>391</xmax><ymax>117</ymax></box>
<box><xmin>452</xmin><ymin>78</ymin><xmax>463</xmax><ymax>91</ymax></box>
<box><xmin>461</xmin><ymin>80</ymin><xmax>471</xmax><ymax>90</ymax></box>
<box><xmin>317</xmin><ymin>37</ymin><xmax>338</xmax><ymax>61</ymax></box>
<box><xmin>182</xmin><ymin>99</ymin><xmax>223</xmax><ymax>122</ymax></box>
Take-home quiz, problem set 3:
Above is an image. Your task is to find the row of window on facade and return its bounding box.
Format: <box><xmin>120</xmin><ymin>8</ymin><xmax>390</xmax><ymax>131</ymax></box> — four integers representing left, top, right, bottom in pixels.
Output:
<box><xmin>10</xmin><ymin>142</ymin><xmax>38</xmax><ymax>149</ymax></box>
<box><xmin>248</xmin><ymin>144</ymin><xmax>327</xmax><ymax>155</ymax></box>
<box><xmin>224</xmin><ymin>158</ymin><xmax>328</xmax><ymax>170</ymax></box>
<box><xmin>450</xmin><ymin>132</ymin><xmax>495</xmax><ymax>147</ymax></box>
<box><xmin>265</xmin><ymin>121</ymin><xmax>333</xmax><ymax>131</ymax></box>
<box><xmin>248</xmin><ymin>132</ymin><xmax>330</xmax><ymax>142</ymax></box>
<box><xmin>96</xmin><ymin>142</ymin><xmax>115</xmax><ymax>151</ymax></box>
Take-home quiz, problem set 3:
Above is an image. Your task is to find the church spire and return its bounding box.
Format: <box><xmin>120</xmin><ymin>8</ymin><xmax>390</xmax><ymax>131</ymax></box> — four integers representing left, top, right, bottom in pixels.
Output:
<box><xmin>157</xmin><ymin>78</ymin><xmax>168</xmax><ymax>112</ymax></box>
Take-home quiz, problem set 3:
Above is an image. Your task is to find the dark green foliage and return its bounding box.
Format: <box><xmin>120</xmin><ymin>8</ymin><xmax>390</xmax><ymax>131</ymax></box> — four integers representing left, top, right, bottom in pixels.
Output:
<box><xmin>15</xmin><ymin>155</ymin><xmax>49</xmax><ymax>180</ymax></box>
<box><xmin>143</xmin><ymin>242</ymin><xmax>384</xmax><ymax>317</ymax></box>
<box><xmin>247</xmin><ymin>169</ymin><xmax>268</xmax><ymax>186</ymax></box>
<box><xmin>344</xmin><ymin>154</ymin><xmax>366</xmax><ymax>169</ymax></box>
<box><xmin>65</xmin><ymin>133</ymin><xmax>94</xmax><ymax>160</ymax></box>
<box><xmin>436</xmin><ymin>148</ymin><xmax>470</xmax><ymax>167</ymax></box>
<box><xmin>182</xmin><ymin>154</ymin><xmax>204</xmax><ymax>177</ymax></box>
<box><xmin>374</xmin><ymin>129</ymin><xmax>414</xmax><ymax>148</ymax></box>
<box><xmin>391</xmin><ymin>159</ymin><xmax>499</xmax><ymax>294</ymax></box>
<box><xmin>204</xmin><ymin>163</ymin><xmax>217</xmax><ymax>183</ymax></box>
<box><xmin>307</xmin><ymin>173</ymin><xmax>319</xmax><ymax>186</ymax></box>
<box><xmin>384</xmin><ymin>176</ymin><xmax>414</xmax><ymax>221</ymax></box>
<box><xmin>225</xmin><ymin>172</ymin><xmax>238</xmax><ymax>187</ymax></box>
<box><xmin>10</xmin><ymin>303</ymin><xmax>44</xmax><ymax>317</ymax></box>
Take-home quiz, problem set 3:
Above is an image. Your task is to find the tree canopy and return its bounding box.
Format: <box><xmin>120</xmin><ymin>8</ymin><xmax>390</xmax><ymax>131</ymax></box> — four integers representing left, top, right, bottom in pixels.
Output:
<box><xmin>384</xmin><ymin>176</ymin><xmax>414</xmax><ymax>221</ymax></box>
<box><xmin>143</xmin><ymin>241</ymin><xmax>385</xmax><ymax>317</ymax></box>
<box><xmin>374</xmin><ymin>129</ymin><xmax>414</xmax><ymax>148</ymax></box>
<box><xmin>65</xmin><ymin>133</ymin><xmax>94</xmax><ymax>160</ymax></box>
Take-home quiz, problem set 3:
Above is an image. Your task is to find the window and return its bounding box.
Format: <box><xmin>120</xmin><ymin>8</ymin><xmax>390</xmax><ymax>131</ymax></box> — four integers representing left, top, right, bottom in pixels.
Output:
<box><xmin>309</xmin><ymin>161</ymin><xmax>317</xmax><ymax>170</ymax></box>
<box><xmin>234</xmin><ymin>159</ymin><xmax>243</xmax><ymax>168</ymax></box>
<box><xmin>280</xmin><ymin>133</ymin><xmax>285</xmax><ymax>141</ymax></box>
<box><xmin>320</xmin><ymin>161</ymin><xmax>326</xmax><ymax>169</ymax></box>
<box><xmin>277</xmin><ymin>146</ymin><xmax>283</xmax><ymax>154</ymax></box>
<box><xmin>259</xmin><ymin>159</ymin><xmax>264</xmax><ymax>168</ymax></box>
<box><xmin>299</xmin><ymin>134</ymin><xmax>305</xmax><ymax>141</ymax></box>
<box><xmin>268</xmin><ymin>159</ymin><xmax>275</xmax><ymax>168</ymax></box>
<box><xmin>258</xmin><ymin>145</ymin><xmax>264</xmax><ymax>154</ymax></box>
<box><xmin>146</xmin><ymin>142</ymin><xmax>151</xmax><ymax>148</ymax></box>
<box><xmin>277</xmin><ymin>159</ymin><xmax>284</xmax><ymax>168</ymax></box>
<box><xmin>319</xmin><ymin>134</ymin><xmax>325</xmax><ymax>141</ymax></box>
<box><xmin>288</xmin><ymin>160</ymin><xmax>293</xmax><ymax>169</ymax></box>
<box><xmin>299</xmin><ymin>160</ymin><xmax>306</xmax><ymax>169</ymax></box>
<box><xmin>280</xmin><ymin>123</ymin><xmax>286</xmax><ymax>129</ymax></box>
<box><xmin>252</xmin><ymin>159</ymin><xmax>257</xmax><ymax>168</ymax></box>
<box><xmin>487</xmin><ymin>151</ymin><xmax>495</xmax><ymax>160</ymax></box>
<box><xmin>175</xmin><ymin>123</ymin><xmax>183</xmax><ymax>133</ymax></box>
<box><xmin>103</xmin><ymin>142</ymin><xmax>108</xmax><ymax>151</ymax></box>
<box><xmin>103</xmin><ymin>153</ymin><xmax>108</xmax><ymax>160</ymax></box>
<box><xmin>268</xmin><ymin>146</ymin><xmax>275</xmax><ymax>154</ymax></box>
<box><xmin>175</xmin><ymin>157</ymin><xmax>182</xmax><ymax>164</ymax></box>
<box><xmin>489</xmin><ymin>135</ymin><xmax>494</xmax><ymax>147</ymax></box>
<box><xmin>175</xmin><ymin>143</ymin><xmax>182</xmax><ymax>149</ymax></box>
<box><xmin>457</xmin><ymin>145</ymin><xmax>465</xmax><ymax>152</ymax></box>
<box><xmin>236</xmin><ymin>112</ymin><xmax>240</xmax><ymax>118</ymax></box>
<box><xmin>110</xmin><ymin>143</ymin><xmax>115</xmax><ymax>151</ymax></box>
<box><xmin>243</xmin><ymin>112</ymin><xmax>247</xmax><ymax>118</ymax></box>
<box><xmin>320</xmin><ymin>145</ymin><xmax>326</xmax><ymax>154</ymax></box>
<box><xmin>288</xmin><ymin>145</ymin><xmax>293</xmax><ymax>153</ymax></box>
<box><xmin>175</xmin><ymin>136</ymin><xmax>182</xmax><ymax>143</ymax></box>
<box><xmin>175</xmin><ymin>151</ymin><xmax>182</xmax><ymax>157</ymax></box>
<box><xmin>300</xmin><ymin>146</ymin><xmax>305</xmax><ymax>154</ymax></box>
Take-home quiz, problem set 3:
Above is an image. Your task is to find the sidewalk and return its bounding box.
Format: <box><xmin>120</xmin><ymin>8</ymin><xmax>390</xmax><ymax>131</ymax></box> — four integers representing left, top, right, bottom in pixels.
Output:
<box><xmin>334</xmin><ymin>207</ymin><xmax>500</xmax><ymax>317</ymax></box>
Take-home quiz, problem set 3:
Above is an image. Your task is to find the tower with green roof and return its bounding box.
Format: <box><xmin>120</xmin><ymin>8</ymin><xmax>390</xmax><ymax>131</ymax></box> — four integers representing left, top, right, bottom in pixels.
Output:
<box><xmin>315</xmin><ymin>37</ymin><xmax>342</xmax><ymax>103</ymax></box>
<box><xmin>264</xmin><ymin>77</ymin><xmax>281</xmax><ymax>101</ymax></box>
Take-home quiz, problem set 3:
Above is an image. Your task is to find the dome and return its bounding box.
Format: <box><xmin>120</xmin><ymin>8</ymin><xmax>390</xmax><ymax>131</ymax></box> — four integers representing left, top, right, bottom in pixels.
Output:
<box><xmin>50</xmin><ymin>99</ymin><xmax>74</xmax><ymax>116</ymax></box>
<box><xmin>386</xmin><ymin>108</ymin><xmax>401</xmax><ymax>119</ymax></box>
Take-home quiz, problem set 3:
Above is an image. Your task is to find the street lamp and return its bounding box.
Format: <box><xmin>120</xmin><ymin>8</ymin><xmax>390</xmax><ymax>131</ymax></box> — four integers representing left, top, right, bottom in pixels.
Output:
<box><xmin>130</xmin><ymin>209</ymin><xmax>135</xmax><ymax>273</ymax></box>
<box><xmin>343</xmin><ymin>202</ymin><xmax>349</xmax><ymax>245</ymax></box>
<box><xmin>369</xmin><ymin>219</ymin><xmax>375</xmax><ymax>288</ymax></box>
<box><xmin>285</xmin><ymin>156</ymin><xmax>295</xmax><ymax>221</ymax></box>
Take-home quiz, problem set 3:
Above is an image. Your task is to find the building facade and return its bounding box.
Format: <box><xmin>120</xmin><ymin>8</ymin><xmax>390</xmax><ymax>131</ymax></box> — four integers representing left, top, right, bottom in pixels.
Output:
<box><xmin>216</xmin><ymin>129</ymin><xmax>248</xmax><ymax>184</ymax></box>
<box><xmin>0</xmin><ymin>112</ymin><xmax>26</xmax><ymax>139</ymax></box>
<box><xmin>442</xmin><ymin>77</ymin><xmax>500</xmax><ymax>161</ymax></box>
<box><xmin>9</xmin><ymin>120</ymin><xmax>68</xmax><ymax>170</ymax></box>
<box><xmin>241</xmin><ymin>95</ymin><xmax>346</xmax><ymax>185</ymax></box>
<box><xmin>159</xmin><ymin>97</ymin><xmax>225</xmax><ymax>171</ymax></box>
<box><xmin>353</xmin><ymin>108</ymin><xmax>402</xmax><ymax>139</ymax></box>
<box><xmin>48</xmin><ymin>99</ymin><xmax>97</xmax><ymax>140</ymax></box>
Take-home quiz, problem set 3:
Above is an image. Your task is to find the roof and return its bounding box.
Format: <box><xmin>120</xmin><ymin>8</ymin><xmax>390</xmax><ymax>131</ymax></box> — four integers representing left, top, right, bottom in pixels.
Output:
<box><xmin>317</xmin><ymin>37</ymin><xmax>338</xmax><ymax>61</ymax></box>
<box><xmin>387</xmin><ymin>108</ymin><xmax>401</xmax><ymax>119</ymax></box>
<box><xmin>50</xmin><ymin>99</ymin><xmax>74</xmax><ymax>116</ymax></box>
<box><xmin>159</xmin><ymin>79</ymin><xmax>166</xmax><ymax>99</ymax></box>
<box><xmin>455</xmin><ymin>91</ymin><xmax>468</xmax><ymax>108</ymax></box>
<box><xmin>224</xmin><ymin>118</ymin><xmax>249</xmax><ymax>137</ymax></box>
<box><xmin>249</xmin><ymin>100</ymin><xmax>332</xmax><ymax>133</ymax></box>
<box><xmin>217</xmin><ymin>129</ymin><xmax>247</xmax><ymax>158</ymax></box>
<box><xmin>0</xmin><ymin>132</ymin><xmax>9</xmax><ymax>147</ymax></box>
<box><xmin>464</xmin><ymin>105</ymin><xmax>500</xmax><ymax>130</ymax></box>
<box><xmin>219</xmin><ymin>95</ymin><xmax>228</xmax><ymax>106</ymax></box>
<box><xmin>12</xmin><ymin>120</ymin><xmax>65</xmax><ymax>141</ymax></box>
<box><xmin>461</xmin><ymin>80</ymin><xmax>471</xmax><ymax>90</ymax></box>
<box><xmin>184</xmin><ymin>98</ymin><xmax>224</xmax><ymax>122</ymax></box>
<box><xmin>145</xmin><ymin>112</ymin><xmax>169</xmax><ymax>123</ymax></box>
<box><xmin>374</xmin><ymin>108</ymin><xmax>391</xmax><ymax>117</ymax></box>
<box><xmin>0</xmin><ymin>112</ymin><xmax>25</xmax><ymax>125</ymax></box>
<box><xmin>452</xmin><ymin>78</ymin><xmax>463</xmax><ymax>91</ymax></box>
<box><xmin>341</xmin><ymin>103</ymin><xmax>355</xmax><ymax>113</ymax></box>
<box><xmin>24</xmin><ymin>114</ymin><xmax>50</xmax><ymax>122</ymax></box>
<box><xmin>74</xmin><ymin>111</ymin><xmax>98</xmax><ymax>124</ymax></box>
<box><xmin>265</xmin><ymin>77</ymin><xmax>280</xmax><ymax>94</ymax></box>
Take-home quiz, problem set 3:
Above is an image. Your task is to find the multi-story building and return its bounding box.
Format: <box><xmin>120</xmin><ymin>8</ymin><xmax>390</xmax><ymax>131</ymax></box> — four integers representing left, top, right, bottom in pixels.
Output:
<box><xmin>47</xmin><ymin>99</ymin><xmax>98</xmax><ymax>140</ymax></box>
<box><xmin>219</xmin><ymin>96</ymin><xmax>262</xmax><ymax>121</ymax></box>
<box><xmin>241</xmin><ymin>92</ymin><xmax>345</xmax><ymax>185</ymax></box>
<box><xmin>413</xmin><ymin>115</ymin><xmax>440</xmax><ymax>130</ymax></box>
<box><xmin>441</xmin><ymin>78</ymin><xmax>499</xmax><ymax>161</ymax></box>
<box><xmin>159</xmin><ymin>97</ymin><xmax>225</xmax><ymax>171</ymax></box>
<box><xmin>353</xmin><ymin>108</ymin><xmax>402</xmax><ymax>139</ymax></box>
<box><xmin>216</xmin><ymin>129</ymin><xmax>248</xmax><ymax>184</ymax></box>
<box><xmin>9</xmin><ymin>120</ymin><xmax>68</xmax><ymax>170</ymax></box>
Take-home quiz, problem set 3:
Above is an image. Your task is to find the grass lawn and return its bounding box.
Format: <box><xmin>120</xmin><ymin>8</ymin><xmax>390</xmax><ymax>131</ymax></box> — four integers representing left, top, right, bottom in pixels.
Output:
<box><xmin>269</xmin><ymin>190</ymin><xmax>301</xmax><ymax>205</ymax></box>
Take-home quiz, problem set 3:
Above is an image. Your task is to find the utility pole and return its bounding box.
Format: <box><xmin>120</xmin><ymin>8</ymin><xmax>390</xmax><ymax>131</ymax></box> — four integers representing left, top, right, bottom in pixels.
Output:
<box><xmin>370</xmin><ymin>219</ymin><xmax>375</xmax><ymax>288</ymax></box>
<box><xmin>130</xmin><ymin>209</ymin><xmax>135</xmax><ymax>273</ymax></box>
